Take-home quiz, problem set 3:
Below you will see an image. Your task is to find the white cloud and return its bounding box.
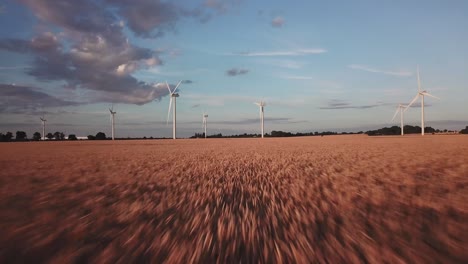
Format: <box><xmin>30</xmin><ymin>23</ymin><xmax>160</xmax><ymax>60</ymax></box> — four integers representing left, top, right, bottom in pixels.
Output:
<box><xmin>271</xmin><ymin>16</ymin><xmax>285</xmax><ymax>28</ymax></box>
<box><xmin>348</xmin><ymin>64</ymin><xmax>412</xmax><ymax>77</ymax></box>
<box><xmin>236</xmin><ymin>48</ymin><xmax>327</xmax><ymax>57</ymax></box>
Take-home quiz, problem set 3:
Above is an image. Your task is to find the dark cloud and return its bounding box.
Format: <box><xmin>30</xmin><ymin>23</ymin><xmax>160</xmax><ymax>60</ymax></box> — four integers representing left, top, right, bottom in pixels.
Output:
<box><xmin>226</xmin><ymin>68</ymin><xmax>249</xmax><ymax>76</ymax></box>
<box><xmin>104</xmin><ymin>0</ymin><xmax>180</xmax><ymax>38</ymax></box>
<box><xmin>271</xmin><ymin>16</ymin><xmax>285</xmax><ymax>28</ymax></box>
<box><xmin>1</xmin><ymin>0</ymin><xmax>241</xmax><ymax>108</ymax></box>
<box><xmin>0</xmin><ymin>84</ymin><xmax>81</xmax><ymax>114</ymax></box>
<box><xmin>1</xmin><ymin>0</ymin><xmax>189</xmax><ymax>105</ymax></box>
<box><xmin>319</xmin><ymin>99</ymin><xmax>382</xmax><ymax>110</ymax></box>
<box><xmin>182</xmin><ymin>80</ymin><xmax>194</xmax><ymax>84</ymax></box>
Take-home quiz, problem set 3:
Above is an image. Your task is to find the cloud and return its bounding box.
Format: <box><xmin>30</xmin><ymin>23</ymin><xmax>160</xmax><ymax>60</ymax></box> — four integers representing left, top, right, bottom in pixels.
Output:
<box><xmin>2</xmin><ymin>0</ymin><xmax>230</xmax><ymax>106</ymax></box>
<box><xmin>235</xmin><ymin>48</ymin><xmax>327</xmax><ymax>57</ymax></box>
<box><xmin>319</xmin><ymin>99</ymin><xmax>382</xmax><ymax>110</ymax></box>
<box><xmin>0</xmin><ymin>66</ymin><xmax>30</xmax><ymax>70</ymax></box>
<box><xmin>191</xmin><ymin>104</ymin><xmax>200</xmax><ymax>108</ymax></box>
<box><xmin>0</xmin><ymin>84</ymin><xmax>81</xmax><ymax>114</ymax></box>
<box><xmin>282</xmin><ymin>75</ymin><xmax>315</xmax><ymax>80</ymax></box>
<box><xmin>226</xmin><ymin>68</ymin><xmax>249</xmax><ymax>76</ymax></box>
<box><xmin>182</xmin><ymin>80</ymin><xmax>194</xmax><ymax>84</ymax></box>
<box><xmin>348</xmin><ymin>64</ymin><xmax>412</xmax><ymax>77</ymax></box>
<box><xmin>271</xmin><ymin>16</ymin><xmax>285</xmax><ymax>28</ymax></box>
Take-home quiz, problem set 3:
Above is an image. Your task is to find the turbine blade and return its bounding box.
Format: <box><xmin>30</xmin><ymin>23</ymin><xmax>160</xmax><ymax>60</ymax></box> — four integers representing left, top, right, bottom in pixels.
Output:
<box><xmin>391</xmin><ymin>107</ymin><xmax>400</xmax><ymax>121</ymax></box>
<box><xmin>417</xmin><ymin>65</ymin><xmax>421</xmax><ymax>92</ymax></box>
<box><xmin>165</xmin><ymin>81</ymin><xmax>172</xmax><ymax>94</ymax></box>
<box><xmin>172</xmin><ymin>80</ymin><xmax>182</xmax><ymax>94</ymax></box>
<box><xmin>167</xmin><ymin>97</ymin><xmax>173</xmax><ymax>125</ymax></box>
<box><xmin>422</xmin><ymin>92</ymin><xmax>440</xmax><ymax>99</ymax></box>
<box><xmin>404</xmin><ymin>94</ymin><xmax>420</xmax><ymax>112</ymax></box>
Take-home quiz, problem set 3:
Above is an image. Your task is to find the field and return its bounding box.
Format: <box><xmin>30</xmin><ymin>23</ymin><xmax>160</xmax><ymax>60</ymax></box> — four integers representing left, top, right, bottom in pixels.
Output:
<box><xmin>0</xmin><ymin>135</ymin><xmax>467</xmax><ymax>263</ymax></box>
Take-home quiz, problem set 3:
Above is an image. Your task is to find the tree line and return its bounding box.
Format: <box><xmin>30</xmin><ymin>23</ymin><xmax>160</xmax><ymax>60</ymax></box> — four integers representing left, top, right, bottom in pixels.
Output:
<box><xmin>0</xmin><ymin>131</ymin><xmax>107</xmax><ymax>142</ymax></box>
<box><xmin>364</xmin><ymin>125</ymin><xmax>462</xmax><ymax>136</ymax></box>
<box><xmin>190</xmin><ymin>130</ymin><xmax>363</xmax><ymax>139</ymax></box>
<box><xmin>1</xmin><ymin>126</ymin><xmax>467</xmax><ymax>142</ymax></box>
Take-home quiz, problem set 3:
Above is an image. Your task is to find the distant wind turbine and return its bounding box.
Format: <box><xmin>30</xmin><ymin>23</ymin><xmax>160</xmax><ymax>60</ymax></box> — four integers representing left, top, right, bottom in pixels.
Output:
<box><xmin>254</xmin><ymin>101</ymin><xmax>266</xmax><ymax>138</ymax></box>
<box><xmin>392</xmin><ymin>104</ymin><xmax>407</xmax><ymax>135</ymax></box>
<box><xmin>40</xmin><ymin>116</ymin><xmax>47</xmax><ymax>140</ymax></box>
<box><xmin>202</xmin><ymin>113</ymin><xmax>208</xmax><ymax>138</ymax></box>
<box><xmin>166</xmin><ymin>81</ymin><xmax>182</xmax><ymax>139</ymax></box>
<box><xmin>405</xmin><ymin>65</ymin><xmax>440</xmax><ymax>135</ymax></box>
<box><xmin>109</xmin><ymin>105</ymin><xmax>116</xmax><ymax>140</ymax></box>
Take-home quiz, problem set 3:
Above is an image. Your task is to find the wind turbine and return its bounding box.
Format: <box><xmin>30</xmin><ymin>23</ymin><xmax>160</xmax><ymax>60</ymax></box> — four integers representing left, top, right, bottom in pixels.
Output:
<box><xmin>40</xmin><ymin>116</ymin><xmax>46</xmax><ymax>140</ymax></box>
<box><xmin>254</xmin><ymin>101</ymin><xmax>266</xmax><ymax>138</ymax></box>
<box><xmin>202</xmin><ymin>113</ymin><xmax>208</xmax><ymax>138</ymax></box>
<box><xmin>166</xmin><ymin>80</ymin><xmax>182</xmax><ymax>139</ymax></box>
<box><xmin>109</xmin><ymin>105</ymin><xmax>116</xmax><ymax>140</ymax></box>
<box><xmin>392</xmin><ymin>104</ymin><xmax>407</xmax><ymax>135</ymax></box>
<box><xmin>405</xmin><ymin>65</ymin><xmax>440</xmax><ymax>135</ymax></box>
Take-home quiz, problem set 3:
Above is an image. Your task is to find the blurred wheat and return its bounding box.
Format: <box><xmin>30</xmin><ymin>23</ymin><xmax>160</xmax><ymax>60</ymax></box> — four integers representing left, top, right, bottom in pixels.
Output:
<box><xmin>0</xmin><ymin>135</ymin><xmax>467</xmax><ymax>263</ymax></box>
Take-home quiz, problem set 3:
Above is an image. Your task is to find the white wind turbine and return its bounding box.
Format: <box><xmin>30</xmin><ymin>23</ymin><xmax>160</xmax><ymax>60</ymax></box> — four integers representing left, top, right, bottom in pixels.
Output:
<box><xmin>109</xmin><ymin>105</ymin><xmax>116</xmax><ymax>140</ymax></box>
<box><xmin>202</xmin><ymin>113</ymin><xmax>208</xmax><ymax>138</ymax></box>
<box><xmin>166</xmin><ymin>80</ymin><xmax>182</xmax><ymax>139</ymax></box>
<box><xmin>254</xmin><ymin>101</ymin><xmax>266</xmax><ymax>138</ymax></box>
<box><xmin>392</xmin><ymin>104</ymin><xmax>407</xmax><ymax>136</ymax></box>
<box><xmin>40</xmin><ymin>116</ymin><xmax>47</xmax><ymax>140</ymax></box>
<box><xmin>405</xmin><ymin>65</ymin><xmax>440</xmax><ymax>135</ymax></box>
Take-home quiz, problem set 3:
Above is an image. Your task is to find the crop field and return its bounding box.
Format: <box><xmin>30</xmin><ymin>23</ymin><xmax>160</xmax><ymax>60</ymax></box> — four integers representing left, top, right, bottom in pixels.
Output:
<box><xmin>0</xmin><ymin>135</ymin><xmax>467</xmax><ymax>263</ymax></box>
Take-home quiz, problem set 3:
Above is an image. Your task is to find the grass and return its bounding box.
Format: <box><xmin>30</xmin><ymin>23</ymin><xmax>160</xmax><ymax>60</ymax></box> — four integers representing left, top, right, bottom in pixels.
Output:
<box><xmin>0</xmin><ymin>135</ymin><xmax>467</xmax><ymax>263</ymax></box>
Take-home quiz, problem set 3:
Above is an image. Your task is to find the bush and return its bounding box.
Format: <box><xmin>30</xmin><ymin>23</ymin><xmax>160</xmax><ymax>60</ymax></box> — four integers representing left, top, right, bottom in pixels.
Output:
<box><xmin>460</xmin><ymin>126</ymin><xmax>468</xmax><ymax>134</ymax></box>
<box><xmin>95</xmin><ymin>132</ymin><xmax>107</xmax><ymax>140</ymax></box>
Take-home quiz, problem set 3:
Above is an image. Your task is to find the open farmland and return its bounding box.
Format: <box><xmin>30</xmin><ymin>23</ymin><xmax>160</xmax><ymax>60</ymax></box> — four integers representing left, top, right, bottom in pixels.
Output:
<box><xmin>0</xmin><ymin>135</ymin><xmax>467</xmax><ymax>263</ymax></box>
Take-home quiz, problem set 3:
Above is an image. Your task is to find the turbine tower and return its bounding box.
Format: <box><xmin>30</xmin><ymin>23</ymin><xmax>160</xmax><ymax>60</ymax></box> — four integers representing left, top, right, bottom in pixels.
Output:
<box><xmin>166</xmin><ymin>81</ymin><xmax>182</xmax><ymax>139</ymax></box>
<box><xmin>392</xmin><ymin>104</ymin><xmax>407</xmax><ymax>136</ymax></box>
<box><xmin>405</xmin><ymin>65</ymin><xmax>439</xmax><ymax>135</ymax></box>
<box><xmin>254</xmin><ymin>101</ymin><xmax>266</xmax><ymax>138</ymax></box>
<box><xmin>109</xmin><ymin>105</ymin><xmax>116</xmax><ymax>140</ymax></box>
<box><xmin>40</xmin><ymin>116</ymin><xmax>46</xmax><ymax>140</ymax></box>
<box><xmin>202</xmin><ymin>113</ymin><xmax>208</xmax><ymax>138</ymax></box>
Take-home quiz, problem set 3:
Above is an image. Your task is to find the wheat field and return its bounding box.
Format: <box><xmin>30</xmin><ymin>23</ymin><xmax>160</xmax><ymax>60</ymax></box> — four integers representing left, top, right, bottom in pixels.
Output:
<box><xmin>0</xmin><ymin>135</ymin><xmax>467</xmax><ymax>263</ymax></box>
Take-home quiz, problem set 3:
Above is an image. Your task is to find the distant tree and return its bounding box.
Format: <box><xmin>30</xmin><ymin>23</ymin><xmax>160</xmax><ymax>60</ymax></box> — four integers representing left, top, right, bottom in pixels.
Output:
<box><xmin>33</xmin><ymin>132</ymin><xmax>41</xmax><ymax>141</ymax></box>
<box><xmin>15</xmin><ymin>131</ymin><xmax>27</xmax><ymax>141</ymax></box>
<box><xmin>53</xmin><ymin>131</ymin><xmax>61</xmax><ymax>140</ymax></box>
<box><xmin>87</xmin><ymin>135</ymin><xmax>96</xmax><ymax>140</ymax></box>
<box><xmin>0</xmin><ymin>132</ymin><xmax>13</xmax><ymax>142</ymax></box>
<box><xmin>95</xmin><ymin>132</ymin><xmax>106</xmax><ymax>140</ymax></box>
<box><xmin>68</xmin><ymin>134</ymin><xmax>78</xmax><ymax>140</ymax></box>
<box><xmin>460</xmin><ymin>126</ymin><xmax>468</xmax><ymax>134</ymax></box>
<box><xmin>46</xmin><ymin>133</ymin><xmax>54</xmax><ymax>140</ymax></box>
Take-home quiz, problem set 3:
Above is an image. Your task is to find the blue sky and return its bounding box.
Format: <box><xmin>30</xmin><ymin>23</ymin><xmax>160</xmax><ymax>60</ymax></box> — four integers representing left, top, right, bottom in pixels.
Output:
<box><xmin>0</xmin><ymin>0</ymin><xmax>467</xmax><ymax>137</ymax></box>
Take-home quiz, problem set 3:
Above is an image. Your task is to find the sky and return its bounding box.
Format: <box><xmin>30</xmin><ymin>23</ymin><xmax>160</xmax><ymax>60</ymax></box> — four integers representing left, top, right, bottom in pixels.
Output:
<box><xmin>0</xmin><ymin>0</ymin><xmax>467</xmax><ymax>138</ymax></box>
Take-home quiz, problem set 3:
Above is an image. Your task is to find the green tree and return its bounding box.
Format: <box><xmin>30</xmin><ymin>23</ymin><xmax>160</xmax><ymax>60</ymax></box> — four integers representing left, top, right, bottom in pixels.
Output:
<box><xmin>46</xmin><ymin>133</ymin><xmax>54</xmax><ymax>140</ymax></box>
<box><xmin>33</xmin><ymin>132</ymin><xmax>41</xmax><ymax>141</ymax></box>
<box><xmin>68</xmin><ymin>134</ymin><xmax>78</xmax><ymax>140</ymax></box>
<box><xmin>95</xmin><ymin>132</ymin><xmax>106</xmax><ymax>140</ymax></box>
<box><xmin>15</xmin><ymin>131</ymin><xmax>27</xmax><ymax>141</ymax></box>
<box><xmin>460</xmin><ymin>126</ymin><xmax>468</xmax><ymax>134</ymax></box>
